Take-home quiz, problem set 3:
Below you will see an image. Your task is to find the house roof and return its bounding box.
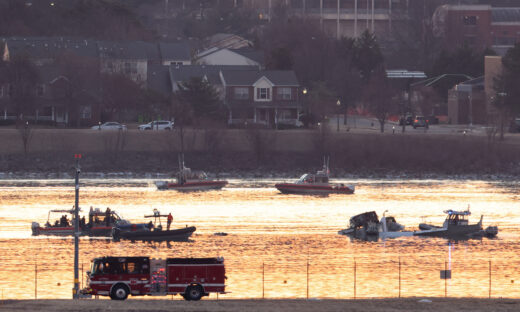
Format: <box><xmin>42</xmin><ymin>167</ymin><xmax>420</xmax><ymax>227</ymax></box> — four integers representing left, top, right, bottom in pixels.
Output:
<box><xmin>2</xmin><ymin>37</ymin><xmax>98</xmax><ymax>60</ymax></box>
<box><xmin>169</xmin><ymin>65</ymin><xmax>257</xmax><ymax>86</ymax></box>
<box><xmin>411</xmin><ymin>74</ymin><xmax>473</xmax><ymax>88</ymax></box>
<box><xmin>97</xmin><ymin>40</ymin><xmax>158</xmax><ymax>60</ymax></box>
<box><xmin>147</xmin><ymin>64</ymin><xmax>172</xmax><ymax>95</ymax></box>
<box><xmin>492</xmin><ymin>8</ymin><xmax>520</xmax><ymax>23</ymax></box>
<box><xmin>231</xmin><ymin>48</ymin><xmax>265</xmax><ymax>65</ymax></box>
<box><xmin>158</xmin><ymin>42</ymin><xmax>191</xmax><ymax>61</ymax></box>
<box><xmin>221</xmin><ymin>70</ymin><xmax>299</xmax><ymax>86</ymax></box>
<box><xmin>206</xmin><ymin>33</ymin><xmax>252</xmax><ymax>50</ymax></box>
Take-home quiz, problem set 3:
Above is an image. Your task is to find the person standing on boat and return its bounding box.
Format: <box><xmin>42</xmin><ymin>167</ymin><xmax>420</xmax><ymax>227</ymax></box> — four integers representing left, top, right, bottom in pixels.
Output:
<box><xmin>167</xmin><ymin>213</ymin><xmax>173</xmax><ymax>231</ymax></box>
<box><xmin>105</xmin><ymin>207</ymin><xmax>111</xmax><ymax>226</ymax></box>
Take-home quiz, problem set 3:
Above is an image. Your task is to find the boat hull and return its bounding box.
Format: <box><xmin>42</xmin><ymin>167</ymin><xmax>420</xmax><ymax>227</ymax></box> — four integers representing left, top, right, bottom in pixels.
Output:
<box><xmin>155</xmin><ymin>180</ymin><xmax>228</xmax><ymax>191</ymax></box>
<box><xmin>32</xmin><ymin>225</ymin><xmax>114</xmax><ymax>237</ymax></box>
<box><xmin>414</xmin><ymin>224</ymin><xmax>483</xmax><ymax>238</ymax></box>
<box><xmin>113</xmin><ymin>226</ymin><xmax>196</xmax><ymax>242</ymax></box>
<box><xmin>275</xmin><ymin>183</ymin><xmax>354</xmax><ymax>195</ymax></box>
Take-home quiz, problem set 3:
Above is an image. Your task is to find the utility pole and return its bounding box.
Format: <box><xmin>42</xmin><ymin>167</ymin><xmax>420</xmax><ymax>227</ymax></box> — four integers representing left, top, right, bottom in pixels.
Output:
<box><xmin>73</xmin><ymin>154</ymin><xmax>82</xmax><ymax>299</ymax></box>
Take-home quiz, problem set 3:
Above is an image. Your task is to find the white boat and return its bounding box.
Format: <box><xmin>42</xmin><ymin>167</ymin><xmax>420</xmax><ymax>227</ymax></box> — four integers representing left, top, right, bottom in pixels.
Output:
<box><xmin>155</xmin><ymin>154</ymin><xmax>227</xmax><ymax>192</ymax></box>
<box><xmin>275</xmin><ymin>157</ymin><xmax>355</xmax><ymax>195</ymax></box>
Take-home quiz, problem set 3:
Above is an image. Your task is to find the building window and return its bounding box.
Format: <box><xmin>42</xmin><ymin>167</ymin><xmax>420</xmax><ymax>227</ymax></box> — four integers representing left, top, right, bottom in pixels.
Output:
<box><xmin>0</xmin><ymin>86</ymin><xmax>3</xmax><ymax>98</ymax></box>
<box><xmin>124</xmin><ymin>62</ymin><xmax>137</xmax><ymax>74</ymax></box>
<box><xmin>234</xmin><ymin>87</ymin><xmax>249</xmax><ymax>100</ymax></box>
<box><xmin>80</xmin><ymin>105</ymin><xmax>91</xmax><ymax>119</ymax></box>
<box><xmin>277</xmin><ymin>87</ymin><xmax>292</xmax><ymax>100</ymax></box>
<box><xmin>107</xmin><ymin>62</ymin><xmax>114</xmax><ymax>72</ymax></box>
<box><xmin>8</xmin><ymin>84</ymin><xmax>14</xmax><ymax>97</ymax></box>
<box><xmin>463</xmin><ymin>16</ymin><xmax>477</xmax><ymax>25</ymax></box>
<box><xmin>36</xmin><ymin>84</ymin><xmax>44</xmax><ymax>96</ymax></box>
<box><xmin>256</xmin><ymin>87</ymin><xmax>270</xmax><ymax>100</ymax></box>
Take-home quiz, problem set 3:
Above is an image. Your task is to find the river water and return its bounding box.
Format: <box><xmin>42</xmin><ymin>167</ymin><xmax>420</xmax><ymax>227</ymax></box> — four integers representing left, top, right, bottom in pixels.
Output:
<box><xmin>0</xmin><ymin>178</ymin><xmax>519</xmax><ymax>299</ymax></box>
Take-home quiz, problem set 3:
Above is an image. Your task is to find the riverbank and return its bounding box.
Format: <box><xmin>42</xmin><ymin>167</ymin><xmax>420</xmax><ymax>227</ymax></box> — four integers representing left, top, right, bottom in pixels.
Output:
<box><xmin>2</xmin><ymin>128</ymin><xmax>520</xmax><ymax>176</ymax></box>
<box><xmin>1</xmin><ymin>298</ymin><xmax>519</xmax><ymax>312</ymax></box>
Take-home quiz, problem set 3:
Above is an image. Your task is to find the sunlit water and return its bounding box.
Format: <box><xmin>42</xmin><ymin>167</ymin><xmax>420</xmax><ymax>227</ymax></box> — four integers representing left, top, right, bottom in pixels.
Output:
<box><xmin>0</xmin><ymin>178</ymin><xmax>520</xmax><ymax>300</ymax></box>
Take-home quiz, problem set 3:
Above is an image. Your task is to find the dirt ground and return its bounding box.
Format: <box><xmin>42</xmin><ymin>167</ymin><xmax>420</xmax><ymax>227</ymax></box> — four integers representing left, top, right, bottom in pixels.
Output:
<box><xmin>1</xmin><ymin>298</ymin><xmax>519</xmax><ymax>312</ymax></box>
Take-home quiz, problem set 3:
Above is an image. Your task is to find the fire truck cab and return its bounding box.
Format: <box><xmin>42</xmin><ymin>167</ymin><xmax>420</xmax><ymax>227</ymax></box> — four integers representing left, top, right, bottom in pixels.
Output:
<box><xmin>86</xmin><ymin>256</ymin><xmax>226</xmax><ymax>300</ymax></box>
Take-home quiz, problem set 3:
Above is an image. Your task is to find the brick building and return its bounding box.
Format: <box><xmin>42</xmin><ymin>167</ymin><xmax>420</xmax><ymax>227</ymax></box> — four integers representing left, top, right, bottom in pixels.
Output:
<box><xmin>433</xmin><ymin>5</ymin><xmax>520</xmax><ymax>54</ymax></box>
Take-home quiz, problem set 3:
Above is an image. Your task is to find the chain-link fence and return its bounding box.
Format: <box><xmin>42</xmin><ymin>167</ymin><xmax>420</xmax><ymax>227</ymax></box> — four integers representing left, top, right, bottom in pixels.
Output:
<box><xmin>1</xmin><ymin>257</ymin><xmax>518</xmax><ymax>300</ymax></box>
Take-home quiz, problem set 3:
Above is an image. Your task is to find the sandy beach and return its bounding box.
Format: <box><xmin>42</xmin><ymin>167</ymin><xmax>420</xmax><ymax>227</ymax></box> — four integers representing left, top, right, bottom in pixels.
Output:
<box><xmin>1</xmin><ymin>299</ymin><xmax>519</xmax><ymax>312</ymax></box>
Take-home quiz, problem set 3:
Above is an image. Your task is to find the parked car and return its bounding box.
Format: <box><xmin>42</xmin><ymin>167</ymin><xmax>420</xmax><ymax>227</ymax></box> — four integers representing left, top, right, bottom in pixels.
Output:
<box><xmin>509</xmin><ymin>118</ymin><xmax>520</xmax><ymax>133</ymax></box>
<box><xmin>138</xmin><ymin>120</ymin><xmax>174</xmax><ymax>131</ymax></box>
<box><xmin>91</xmin><ymin>122</ymin><xmax>127</xmax><ymax>131</ymax></box>
<box><xmin>399</xmin><ymin>115</ymin><xmax>413</xmax><ymax>126</ymax></box>
<box><xmin>412</xmin><ymin>116</ymin><xmax>428</xmax><ymax>129</ymax></box>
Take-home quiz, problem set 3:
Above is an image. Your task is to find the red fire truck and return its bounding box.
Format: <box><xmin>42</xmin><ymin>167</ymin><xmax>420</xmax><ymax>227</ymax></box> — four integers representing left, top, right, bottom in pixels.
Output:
<box><xmin>84</xmin><ymin>256</ymin><xmax>226</xmax><ymax>300</ymax></box>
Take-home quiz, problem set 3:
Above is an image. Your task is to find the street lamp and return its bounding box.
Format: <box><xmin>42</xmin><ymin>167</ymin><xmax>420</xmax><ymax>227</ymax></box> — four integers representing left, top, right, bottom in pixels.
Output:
<box><xmin>336</xmin><ymin>99</ymin><xmax>341</xmax><ymax>132</ymax></box>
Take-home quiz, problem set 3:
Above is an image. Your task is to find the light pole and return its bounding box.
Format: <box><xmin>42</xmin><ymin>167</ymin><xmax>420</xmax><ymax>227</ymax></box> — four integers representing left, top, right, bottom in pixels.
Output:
<box><xmin>336</xmin><ymin>99</ymin><xmax>341</xmax><ymax>132</ymax></box>
<box><xmin>468</xmin><ymin>94</ymin><xmax>473</xmax><ymax>127</ymax></box>
<box><xmin>302</xmin><ymin>88</ymin><xmax>308</xmax><ymax>127</ymax></box>
<box><xmin>73</xmin><ymin>154</ymin><xmax>81</xmax><ymax>299</ymax></box>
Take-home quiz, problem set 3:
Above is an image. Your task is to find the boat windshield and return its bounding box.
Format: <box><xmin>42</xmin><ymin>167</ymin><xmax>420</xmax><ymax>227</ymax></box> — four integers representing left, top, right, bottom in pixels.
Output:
<box><xmin>297</xmin><ymin>174</ymin><xmax>312</xmax><ymax>184</ymax></box>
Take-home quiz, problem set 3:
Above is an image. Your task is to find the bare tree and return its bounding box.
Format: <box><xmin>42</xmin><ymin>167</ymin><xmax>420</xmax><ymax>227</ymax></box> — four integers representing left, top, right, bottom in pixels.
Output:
<box><xmin>18</xmin><ymin>121</ymin><xmax>33</xmax><ymax>158</ymax></box>
<box><xmin>102</xmin><ymin>130</ymin><xmax>127</xmax><ymax>165</ymax></box>
<box><xmin>363</xmin><ymin>70</ymin><xmax>400</xmax><ymax>133</ymax></box>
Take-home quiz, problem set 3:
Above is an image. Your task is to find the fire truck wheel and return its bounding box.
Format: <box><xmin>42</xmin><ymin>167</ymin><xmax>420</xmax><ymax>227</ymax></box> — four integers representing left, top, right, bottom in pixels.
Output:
<box><xmin>110</xmin><ymin>284</ymin><xmax>129</xmax><ymax>300</ymax></box>
<box><xmin>184</xmin><ymin>285</ymin><xmax>203</xmax><ymax>301</ymax></box>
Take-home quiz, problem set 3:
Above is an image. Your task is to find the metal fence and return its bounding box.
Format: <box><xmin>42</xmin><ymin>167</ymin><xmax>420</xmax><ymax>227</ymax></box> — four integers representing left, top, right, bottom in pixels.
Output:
<box><xmin>1</xmin><ymin>258</ymin><xmax>518</xmax><ymax>300</ymax></box>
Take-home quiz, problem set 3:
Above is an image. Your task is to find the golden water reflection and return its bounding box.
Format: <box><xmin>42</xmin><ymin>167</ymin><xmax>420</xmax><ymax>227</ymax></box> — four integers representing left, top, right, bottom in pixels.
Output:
<box><xmin>0</xmin><ymin>179</ymin><xmax>519</xmax><ymax>299</ymax></box>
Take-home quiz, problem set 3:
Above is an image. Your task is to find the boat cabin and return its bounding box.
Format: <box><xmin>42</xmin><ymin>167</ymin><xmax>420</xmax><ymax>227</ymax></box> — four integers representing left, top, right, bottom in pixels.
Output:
<box><xmin>177</xmin><ymin>167</ymin><xmax>208</xmax><ymax>184</ymax></box>
<box><xmin>296</xmin><ymin>173</ymin><xmax>329</xmax><ymax>185</ymax></box>
<box><xmin>444</xmin><ymin>210</ymin><xmax>470</xmax><ymax>226</ymax></box>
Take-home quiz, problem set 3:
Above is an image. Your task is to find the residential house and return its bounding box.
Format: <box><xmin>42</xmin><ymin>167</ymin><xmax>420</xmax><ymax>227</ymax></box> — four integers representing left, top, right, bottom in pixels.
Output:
<box><xmin>97</xmin><ymin>41</ymin><xmax>158</xmax><ymax>85</ymax></box>
<box><xmin>169</xmin><ymin>64</ymin><xmax>258</xmax><ymax>101</ymax></box>
<box><xmin>158</xmin><ymin>42</ymin><xmax>192</xmax><ymax>66</ymax></box>
<box><xmin>195</xmin><ymin>47</ymin><xmax>264</xmax><ymax>68</ymax></box>
<box><xmin>221</xmin><ymin>70</ymin><xmax>301</xmax><ymax>128</ymax></box>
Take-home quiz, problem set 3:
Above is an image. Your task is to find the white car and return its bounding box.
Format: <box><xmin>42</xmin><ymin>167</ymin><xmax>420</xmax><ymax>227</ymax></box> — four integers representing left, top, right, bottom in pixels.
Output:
<box><xmin>138</xmin><ymin>120</ymin><xmax>174</xmax><ymax>131</ymax></box>
<box><xmin>91</xmin><ymin>122</ymin><xmax>127</xmax><ymax>131</ymax></box>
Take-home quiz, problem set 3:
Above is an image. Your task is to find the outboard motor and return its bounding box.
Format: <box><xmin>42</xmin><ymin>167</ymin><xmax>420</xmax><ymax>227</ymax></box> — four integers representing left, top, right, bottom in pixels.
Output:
<box><xmin>31</xmin><ymin>222</ymin><xmax>40</xmax><ymax>236</ymax></box>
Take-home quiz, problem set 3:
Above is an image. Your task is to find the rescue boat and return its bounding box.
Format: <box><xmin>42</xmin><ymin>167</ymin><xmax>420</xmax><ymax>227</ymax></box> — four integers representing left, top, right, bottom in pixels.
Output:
<box><xmin>155</xmin><ymin>154</ymin><xmax>227</xmax><ymax>191</ymax></box>
<box><xmin>112</xmin><ymin>209</ymin><xmax>196</xmax><ymax>242</ymax></box>
<box><xmin>275</xmin><ymin>158</ymin><xmax>355</xmax><ymax>195</ymax></box>
<box><xmin>31</xmin><ymin>207</ymin><xmax>131</xmax><ymax>237</ymax></box>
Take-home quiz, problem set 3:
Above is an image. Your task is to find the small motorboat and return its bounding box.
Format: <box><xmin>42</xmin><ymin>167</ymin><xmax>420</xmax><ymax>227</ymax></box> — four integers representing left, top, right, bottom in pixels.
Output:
<box><xmin>414</xmin><ymin>208</ymin><xmax>498</xmax><ymax>239</ymax></box>
<box><xmin>112</xmin><ymin>209</ymin><xmax>196</xmax><ymax>242</ymax></box>
<box><xmin>155</xmin><ymin>154</ymin><xmax>227</xmax><ymax>191</ymax></box>
<box><xmin>31</xmin><ymin>207</ymin><xmax>131</xmax><ymax>237</ymax></box>
<box><xmin>275</xmin><ymin>157</ymin><xmax>354</xmax><ymax>195</ymax></box>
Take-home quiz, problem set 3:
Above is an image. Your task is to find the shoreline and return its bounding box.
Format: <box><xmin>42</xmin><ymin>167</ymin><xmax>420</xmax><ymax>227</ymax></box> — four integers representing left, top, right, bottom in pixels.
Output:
<box><xmin>0</xmin><ymin>170</ymin><xmax>517</xmax><ymax>181</ymax></box>
<box><xmin>1</xmin><ymin>298</ymin><xmax>519</xmax><ymax>312</ymax></box>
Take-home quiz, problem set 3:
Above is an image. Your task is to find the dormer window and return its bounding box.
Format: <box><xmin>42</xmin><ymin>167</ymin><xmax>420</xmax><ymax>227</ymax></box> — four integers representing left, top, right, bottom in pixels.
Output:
<box><xmin>257</xmin><ymin>87</ymin><xmax>270</xmax><ymax>100</ymax></box>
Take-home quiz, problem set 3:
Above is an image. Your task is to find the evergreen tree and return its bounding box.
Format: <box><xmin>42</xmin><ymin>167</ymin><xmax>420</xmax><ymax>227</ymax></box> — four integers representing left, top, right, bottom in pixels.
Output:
<box><xmin>353</xmin><ymin>30</ymin><xmax>384</xmax><ymax>83</ymax></box>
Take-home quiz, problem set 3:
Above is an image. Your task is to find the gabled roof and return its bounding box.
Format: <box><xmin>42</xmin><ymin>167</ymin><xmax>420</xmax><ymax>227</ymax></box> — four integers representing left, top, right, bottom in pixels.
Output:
<box><xmin>411</xmin><ymin>74</ymin><xmax>473</xmax><ymax>88</ymax></box>
<box><xmin>158</xmin><ymin>42</ymin><xmax>191</xmax><ymax>61</ymax></box>
<box><xmin>221</xmin><ymin>70</ymin><xmax>299</xmax><ymax>86</ymax></box>
<box><xmin>169</xmin><ymin>65</ymin><xmax>257</xmax><ymax>86</ymax></box>
<box><xmin>206</xmin><ymin>33</ymin><xmax>252</xmax><ymax>50</ymax></box>
<box><xmin>231</xmin><ymin>48</ymin><xmax>264</xmax><ymax>65</ymax></box>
